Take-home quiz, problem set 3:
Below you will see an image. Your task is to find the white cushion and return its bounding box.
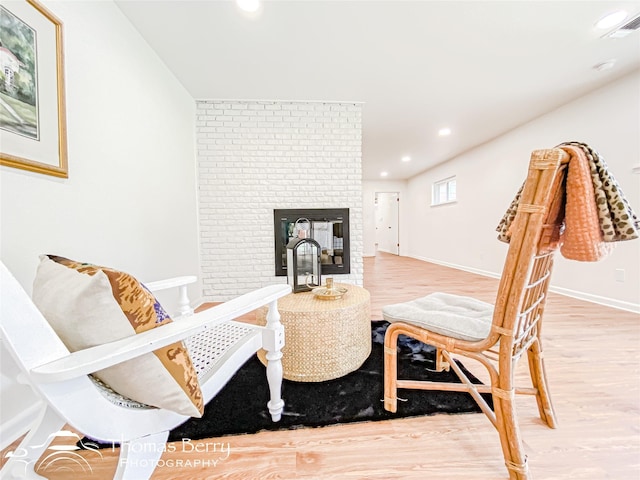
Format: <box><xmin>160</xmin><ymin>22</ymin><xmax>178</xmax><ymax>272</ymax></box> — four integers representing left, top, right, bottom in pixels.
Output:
<box><xmin>382</xmin><ymin>292</ymin><xmax>494</xmax><ymax>342</ymax></box>
<box><xmin>32</xmin><ymin>255</ymin><xmax>204</xmax><ymax>417</ymax></box>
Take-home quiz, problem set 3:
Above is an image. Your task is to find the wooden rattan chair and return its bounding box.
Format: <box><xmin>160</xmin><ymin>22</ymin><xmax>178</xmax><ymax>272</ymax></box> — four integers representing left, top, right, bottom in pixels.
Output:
<box><xmin>383</xmin><ymin>148</ymin><xmax>570</xmax><ymax>479</ymax></box>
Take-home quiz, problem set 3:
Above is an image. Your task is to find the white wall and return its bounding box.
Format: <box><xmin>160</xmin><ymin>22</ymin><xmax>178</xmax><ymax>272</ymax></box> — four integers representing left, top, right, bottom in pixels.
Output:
<box><xmin>0</xmin><ymin>0</ymin><xmax>200</xmax><ymax>448</ymax></box>
<box><xmin>404</xmin><ymin>70</ymin><xmax>640</xmax><ymax>311</ymax></box>
<box><xmin>196</xmin><ymin>100</ymin><xmax>363</xmax><ymax>300</ymax></box>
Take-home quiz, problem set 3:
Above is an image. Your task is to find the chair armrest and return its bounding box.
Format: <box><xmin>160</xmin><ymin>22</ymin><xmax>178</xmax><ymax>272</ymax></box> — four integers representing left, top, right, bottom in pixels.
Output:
<box><xmin>144</xmin><ymin>276</ymin><xmax>197</xmax><ymax>292</ymax></box>
<box><xmin>145</xmin><ymin>275</ymin><xmax>198</xmax><ymax>317</ymax></box>
<box><xmin>30</xmin><ymin>284</ymin><xmax>291</xmax><ymax>383</ymax></box>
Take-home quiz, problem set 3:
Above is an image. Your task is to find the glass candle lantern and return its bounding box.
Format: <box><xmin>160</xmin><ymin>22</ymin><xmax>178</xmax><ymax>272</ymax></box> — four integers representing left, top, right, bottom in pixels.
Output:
<box><xmin>286</xmin><ymin>237</ymin><xmax>321</xmax><ymax>293</ymax></box>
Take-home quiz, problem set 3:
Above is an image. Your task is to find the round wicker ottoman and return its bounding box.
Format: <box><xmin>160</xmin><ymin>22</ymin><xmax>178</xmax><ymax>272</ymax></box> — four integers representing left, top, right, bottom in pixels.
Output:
<box><xmin>256</xmin><ymin>284</ymin><xmax>371</xmax><ymax>382</ymax></box>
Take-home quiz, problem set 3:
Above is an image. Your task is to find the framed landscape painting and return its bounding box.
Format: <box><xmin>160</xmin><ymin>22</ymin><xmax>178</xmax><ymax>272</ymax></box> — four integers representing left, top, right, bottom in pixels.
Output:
<box><xmin>0</xmin><ymin>0</ymin><xmax>67</xmax><ymax>178</ymax></box>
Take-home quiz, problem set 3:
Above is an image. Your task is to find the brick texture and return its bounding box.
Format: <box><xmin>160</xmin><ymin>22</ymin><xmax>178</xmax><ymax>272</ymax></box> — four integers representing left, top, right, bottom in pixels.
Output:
<box><xmin>196</xmin><ymin>100</ymin><xmax>363</xmax><ymax>300</ymax></box>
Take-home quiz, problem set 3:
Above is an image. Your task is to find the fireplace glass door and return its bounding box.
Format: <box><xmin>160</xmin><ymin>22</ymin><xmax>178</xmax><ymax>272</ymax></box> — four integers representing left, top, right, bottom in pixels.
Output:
<box><xmin>274</xmin><ymin>208</ymin><xmax>350</xmax><ymax>276</ymax></box>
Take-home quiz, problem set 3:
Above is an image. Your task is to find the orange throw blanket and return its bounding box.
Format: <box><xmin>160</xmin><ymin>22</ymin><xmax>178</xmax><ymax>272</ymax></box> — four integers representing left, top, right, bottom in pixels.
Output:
<box><xmin>496</xmin><ymin>143</ymin><xmax>638</xmax><ymax>261</ymax></box>
<box><xmin>559</xmin><ymin>145</ymin><xmax>614</xmax><ymax>261</ymax></box>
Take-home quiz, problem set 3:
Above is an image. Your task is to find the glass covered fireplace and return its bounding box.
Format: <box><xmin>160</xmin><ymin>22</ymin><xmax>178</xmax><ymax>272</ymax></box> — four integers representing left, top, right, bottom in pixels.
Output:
<box><xmin>274</xmin><ymin>208</ymin><xmax>350</xmax><ymax>276</ymax></box>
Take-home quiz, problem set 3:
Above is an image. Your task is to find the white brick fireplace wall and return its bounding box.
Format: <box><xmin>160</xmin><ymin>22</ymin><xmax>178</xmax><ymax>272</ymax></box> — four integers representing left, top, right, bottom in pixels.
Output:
<box><xmin>196</xmin><ymin>100</ymin><xmax>363</xmax><ymax>300</ymax></box>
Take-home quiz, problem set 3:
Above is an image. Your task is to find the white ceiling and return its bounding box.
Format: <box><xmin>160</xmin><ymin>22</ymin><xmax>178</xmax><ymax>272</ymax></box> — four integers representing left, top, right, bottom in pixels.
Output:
<box><xmin>114</xmin><ymin>0</ymin><xmax>640</xmax><ymax>180</ymax></box>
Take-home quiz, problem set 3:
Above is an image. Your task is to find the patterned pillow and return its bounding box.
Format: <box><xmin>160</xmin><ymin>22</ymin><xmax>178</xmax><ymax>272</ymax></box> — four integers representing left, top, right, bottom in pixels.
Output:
<box><xmin>32</xmin><ymin>255</ymin><xmax>204</xmax><ymax>417</ymax></box>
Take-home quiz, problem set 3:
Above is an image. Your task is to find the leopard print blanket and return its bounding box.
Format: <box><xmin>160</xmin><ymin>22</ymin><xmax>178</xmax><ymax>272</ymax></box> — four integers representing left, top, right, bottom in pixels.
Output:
<box><xmin>496</xmin><ymin>142</ymin><xmax>639</xmax><ymax>259</ymax></box>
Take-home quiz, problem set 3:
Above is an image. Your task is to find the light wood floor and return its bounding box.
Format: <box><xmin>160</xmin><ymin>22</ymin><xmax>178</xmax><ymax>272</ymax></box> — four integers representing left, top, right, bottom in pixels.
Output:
<box><xmin>3</xmin><ymin>253</ymin><xmax>639</xmax><ymax>479</ymax></box>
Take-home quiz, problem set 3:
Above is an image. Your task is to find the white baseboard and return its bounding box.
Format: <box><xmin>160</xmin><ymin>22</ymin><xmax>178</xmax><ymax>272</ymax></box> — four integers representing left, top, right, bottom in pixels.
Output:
<box><xmin>412</xmin><ymin>255</ymin><xmax>501</xmax><ymax>279</ymax></box>
<box><xmin>410</xmin><ymin>255</ymin><xmax>640</xmax><ymax>314</ymax></box>
<box><xmin>547</xmin><ymin>286</ymin><xmax>640</xmax><ymax>314</ymax></box>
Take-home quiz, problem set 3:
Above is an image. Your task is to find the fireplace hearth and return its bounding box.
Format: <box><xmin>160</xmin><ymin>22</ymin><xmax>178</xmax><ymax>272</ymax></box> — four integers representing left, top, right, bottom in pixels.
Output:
<box><xmin>274</xmin><ymin>208</ymin><xmax>350</xmax><ymax>277</ymax></box>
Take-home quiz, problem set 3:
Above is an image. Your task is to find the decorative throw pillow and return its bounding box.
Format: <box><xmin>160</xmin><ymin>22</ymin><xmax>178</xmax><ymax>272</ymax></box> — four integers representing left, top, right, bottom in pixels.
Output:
<box><xmin>32</xmin><ymin>255</ymin><xmax>204</xmax><ymax>417</ymax></box>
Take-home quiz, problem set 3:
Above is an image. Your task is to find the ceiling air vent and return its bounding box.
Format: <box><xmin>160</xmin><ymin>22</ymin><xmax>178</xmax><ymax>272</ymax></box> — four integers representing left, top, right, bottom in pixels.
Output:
<box><xmin>606</xmin><ymin>13</ymin><xmax>640</xmax><ymax>38</ymax></box>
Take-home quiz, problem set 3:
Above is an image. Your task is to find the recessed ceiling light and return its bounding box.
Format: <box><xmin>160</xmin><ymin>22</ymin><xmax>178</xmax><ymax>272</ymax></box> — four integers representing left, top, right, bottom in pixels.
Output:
<box><xmin>237</xmin><ymin>0</ymin><xmax>261</xmax><ymax>13</ymax></box>
<box><xmin>438</xmin><ymin>127</ymin><xmax>451</xmax><ymax>136</ymax></box>
<box><xmin>595</xmin><ymin>10</ymin><xmax>627</xmax><ymax>29</ymax></box>
<box><xmin>380</xmin><ymin>171</ymin><xmax>388</xmax><ymax>177</ymax></box>
<box><xmin>401</xmin><ymin>156</ymin><xmax>411</xmax><ymax>162</ymax></box>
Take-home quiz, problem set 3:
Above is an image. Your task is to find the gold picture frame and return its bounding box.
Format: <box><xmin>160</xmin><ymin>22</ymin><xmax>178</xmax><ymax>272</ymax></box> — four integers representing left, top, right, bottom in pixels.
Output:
<box><xmin>0</xmin><ymin>0</ymin><xmax>68</xmax><ymax>178</ymax></box>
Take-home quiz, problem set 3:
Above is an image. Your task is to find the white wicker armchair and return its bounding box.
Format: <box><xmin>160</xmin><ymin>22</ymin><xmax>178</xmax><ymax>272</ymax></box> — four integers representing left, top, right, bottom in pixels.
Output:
<box><xmin>0</xmin><ymin>261</ymin><xmax>290</xmax><ymax>480</ymax></box>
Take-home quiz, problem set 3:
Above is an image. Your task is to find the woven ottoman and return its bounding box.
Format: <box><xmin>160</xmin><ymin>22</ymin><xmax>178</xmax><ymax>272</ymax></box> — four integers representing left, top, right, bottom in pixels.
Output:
<box><xmin>256</xmin><ymin>284</ymin><xmax>371</xmax><ymax>382</ymax></box>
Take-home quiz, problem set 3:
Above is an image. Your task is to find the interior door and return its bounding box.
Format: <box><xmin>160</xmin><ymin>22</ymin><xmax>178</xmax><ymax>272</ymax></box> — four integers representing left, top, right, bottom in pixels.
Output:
<box><xmin>375</xmin><ymin>192</ymin><xmax>399</xmax><ymax>255</ymax></box>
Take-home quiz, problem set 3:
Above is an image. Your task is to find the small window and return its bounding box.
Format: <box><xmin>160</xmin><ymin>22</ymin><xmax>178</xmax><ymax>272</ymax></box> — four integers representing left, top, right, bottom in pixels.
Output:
<box><xmin>432</xmin><ymin>176</ymin><xmax>456</xmax><ymax>206</ymax></box>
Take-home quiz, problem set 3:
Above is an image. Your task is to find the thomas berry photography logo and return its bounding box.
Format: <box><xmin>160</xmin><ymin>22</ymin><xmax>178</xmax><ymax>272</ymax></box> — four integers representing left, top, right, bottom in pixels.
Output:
<box><xmin>4</xmin><ymin>430</ymin><xmax>103</xmax><ymax>476</ymax></box>
<box><xmin>4</xmin><ymin>431</ymin><xmax>232</xmax><ymax>476</ymax></box>
<box><xmin>115</xmin><ymin>438</ymin><xmax>231</xmax><ymax>470</ymax></box>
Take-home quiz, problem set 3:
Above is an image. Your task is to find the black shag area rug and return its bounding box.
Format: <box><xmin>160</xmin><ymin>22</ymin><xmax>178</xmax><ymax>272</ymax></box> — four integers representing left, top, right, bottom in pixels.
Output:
<box><xmin>83</xmin><ymin>321</ymin><xmax>491</xmax><ymax>447</ymax></box>
<box><xmin>167</xmin><ymin>320</ymin><xmax>491</xmax><ymax>442</ymax></box>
